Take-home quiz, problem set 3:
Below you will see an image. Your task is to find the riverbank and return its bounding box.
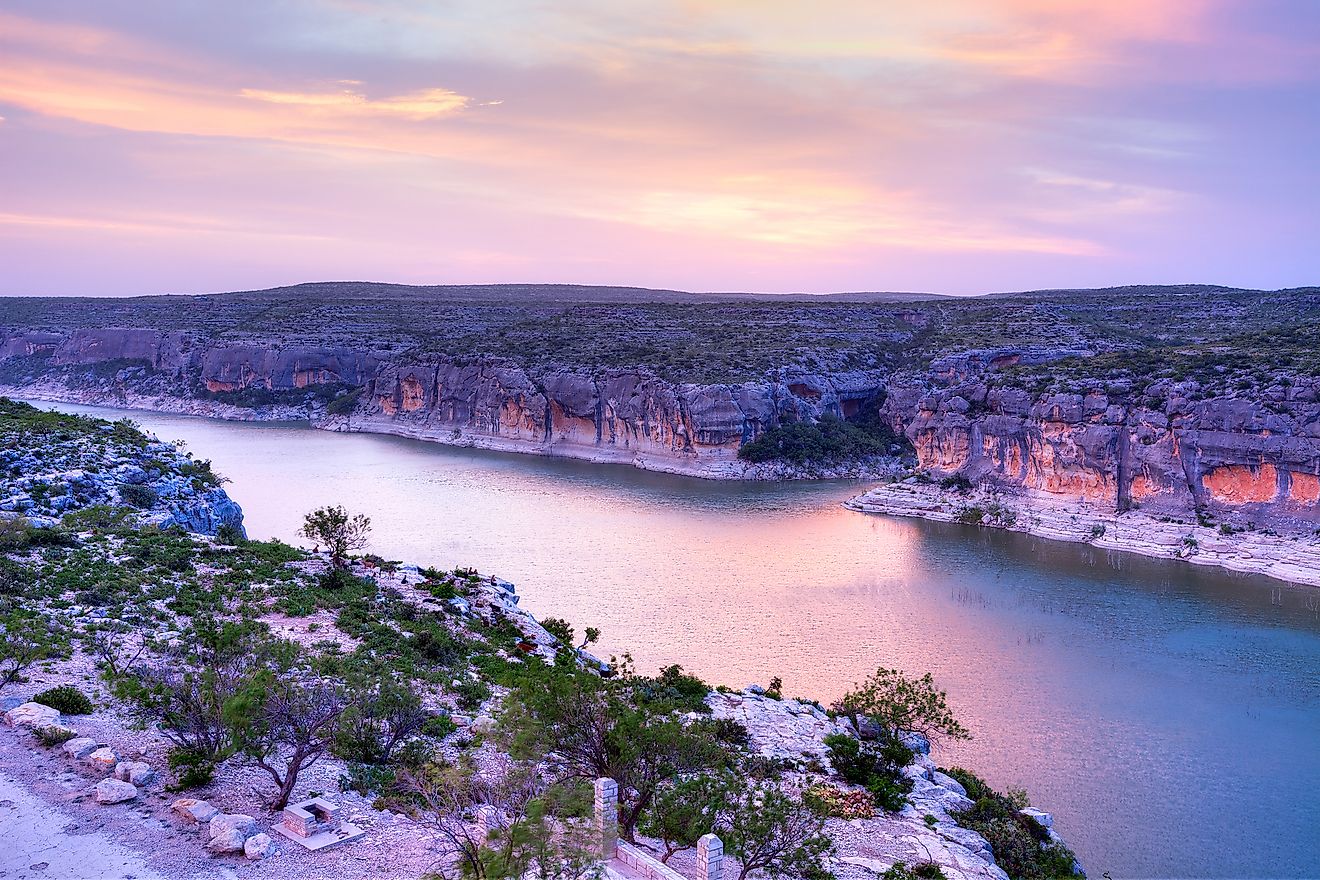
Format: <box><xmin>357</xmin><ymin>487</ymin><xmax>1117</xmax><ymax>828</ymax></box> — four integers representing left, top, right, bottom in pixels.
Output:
<box><xmin>1</xmin><ymin>385</ymin><xmax>899</xmax><ymax>482</ymax></box>
<box><xmin>846</xmin><ymin>480</ymin><xmax>1320</xmax><ymax>588</ymax></box>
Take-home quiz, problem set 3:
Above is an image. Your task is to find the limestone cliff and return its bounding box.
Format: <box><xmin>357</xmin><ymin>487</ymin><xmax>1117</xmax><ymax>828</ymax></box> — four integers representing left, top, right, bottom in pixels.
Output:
<box><xmin>3</xmin><ymin>325</ymin><xmax>1319</xmax><ymax>531</ymax></box>
<box><xmin>880</xmin><ymin>362</ymin><xmax>1320</xmax><ymax>531</ymax></box>
<box><xmin>0</xmin><ymin>328</ymin><xmax>884</xmax><ymax>478</ymax></box>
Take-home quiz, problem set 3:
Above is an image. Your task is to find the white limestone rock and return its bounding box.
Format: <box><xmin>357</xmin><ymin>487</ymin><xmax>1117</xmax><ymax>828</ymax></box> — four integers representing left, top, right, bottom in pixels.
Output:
<box><xmin>86</xmin><ymin>746</ymin><xmax>119</xmax><ymax>772</ymax></box>
<box><xmin>62</xmin><ymin>737</ymin><xmax>99</xmax><ymax>759</ymax></box>
<box><xmin>244</xmin><ymin>833</ymin><xmax>274</xmax><ymax>860</ymax></box>
<box><xmin>208</xmin><ymin>827</ymin><xmax>249</xmax><ymax>854</ymax></box>
<box><xmin>114</xmin><ymin>761</ymin><xmax>155</xmax><ymax>785</ymax></box>
<box><xmin>5</xmin><ymin>702</ymin><xmax>61</xmax><ymax>729</ymax></box>
<box><xmin>208</xmin><ymin>813</ymin><xmax>259</xmax><ymax>854</ymax></box>
<box><xmin>94</xmin><ymin>779</ymin><xmax>138</xmax><ymax>804</ymax></box>
<box><xmin>171</xmin><ymin>797</ymin><xmax>219</xmax><ymax>826</ymax></box>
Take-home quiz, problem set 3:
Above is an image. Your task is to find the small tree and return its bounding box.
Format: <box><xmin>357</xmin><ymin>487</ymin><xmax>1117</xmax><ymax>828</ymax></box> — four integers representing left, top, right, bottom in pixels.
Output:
<box><xmin>230</xmin><ymin>673</ymin><xmax>347</xmax><ymax>810</ymax></box>
<box><xmin>118</xmin><ymin>618</ymin><xmax>263</xmax><ymax>762</ymax></box>
<box><xmin>503</xmin><ymin>665</ymin><xmax>727</xmax><ymax>841</ymax></box>
<box><xmin>336</xmin><ymin>673</ymin><xmax>430</xmax><ymax>765</ymax></box>
<box><xmin>721</xmin><ymin>783</ymin><xmax>833</xmax><ymax>880</ymax></box>
<box><xmin>1</xmin><ymin>610</ymin><xmax>59</xmax><ymax>690</ymax></box>
<box><xmin>300</xmin><ymin>505</ymin><xmax>371</xmax><ymax>568</ymax></box>
<box><xmin>833</xmin><ymin>668</ymin><xmax>969</xmax><ymax>744</ymax></box>
<box><xmin>640</xmin><ymin>774</ymin><xmax>730</xmax><ymax>862</ymax></box>
<box><xmin>397</xmin><ymin>760</ymin><xmax>599</xmax><ymax>880</ymax></box>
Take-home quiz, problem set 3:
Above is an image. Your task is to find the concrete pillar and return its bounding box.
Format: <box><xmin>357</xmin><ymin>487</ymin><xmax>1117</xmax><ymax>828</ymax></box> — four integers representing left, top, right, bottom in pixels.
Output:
<box><xmin>594</xmin><ymin>777</ymin><xmax>618</xmax><ymax>859</ymax></box>
<box><xmin>697</xmin><ymin>833</ymin><xmax>723</xmax><ymax>880</ymax></box>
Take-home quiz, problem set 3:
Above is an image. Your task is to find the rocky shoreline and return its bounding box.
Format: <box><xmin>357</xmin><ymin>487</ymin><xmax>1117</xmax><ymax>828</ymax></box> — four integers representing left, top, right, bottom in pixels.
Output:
<box><xmin>1</xmin><ymin>558</ymin><xmax>1072</xmax><ymax>880</ymax></box>
<box><xmin>846</xmin><ymin>480</ymin><xmax>1320</xmax><ymax>588</ymax></box>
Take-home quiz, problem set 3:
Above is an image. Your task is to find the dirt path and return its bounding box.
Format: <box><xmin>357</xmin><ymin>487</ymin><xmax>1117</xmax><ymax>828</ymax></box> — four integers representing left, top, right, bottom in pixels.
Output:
<box><xmin>0</xmin><ymin>768</ymin><xmax>170</xmax><ymax>880</ymax></box>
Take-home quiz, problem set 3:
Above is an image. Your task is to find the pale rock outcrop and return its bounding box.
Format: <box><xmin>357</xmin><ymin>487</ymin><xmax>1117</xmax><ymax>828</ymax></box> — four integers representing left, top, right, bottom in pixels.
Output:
<box><xmin>61</xmin><ymin>736</ymin><xmax>99</xmax><ymax>759</ymax></box>
<box><xmin>171</xmin><ymin>797</ymin><xmax>219</xmax><ymax>826</ymax></box>
<box><xmin>5</xmin><ymin>702</ymin><xmax>61</xmax><ymax>729</ymax></box>
<box><xmin>114</xmin><ymin>761</ymin><xmax>155</xmax><ymax>785</ymax></box>
<box><xmin>244</xmin><ymin>833</ymin><xmax>275</xmax><ymax>860</ymax></box>
<box><xmin>86</xmin><ymin>747</ymin><xmax>119</xmax><ymax>773</ymax></box>
<box><xmin>94</xmin><ymin>779</ymin><xmax>138</xmax><ymax>804</ymax></box>
<box><xmin>208</xmin><ymin>813</ymin><xmax>258</xmax><ymax>853</ymax></box>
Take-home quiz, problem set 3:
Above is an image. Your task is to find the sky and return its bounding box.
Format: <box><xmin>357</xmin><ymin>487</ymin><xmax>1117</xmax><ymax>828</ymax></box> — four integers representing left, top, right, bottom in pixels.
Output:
<box><xmin>1</xmin><ymin>1</ymin><xmax>1318</xmax><ymax>297</ymax></box>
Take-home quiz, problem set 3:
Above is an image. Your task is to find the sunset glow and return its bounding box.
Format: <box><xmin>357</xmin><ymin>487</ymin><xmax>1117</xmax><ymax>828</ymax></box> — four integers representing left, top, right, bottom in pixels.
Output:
<box><xmin>1</xmin><ymin>1</ymin><xmax>1317</xmax><ymax>295</ymax></box>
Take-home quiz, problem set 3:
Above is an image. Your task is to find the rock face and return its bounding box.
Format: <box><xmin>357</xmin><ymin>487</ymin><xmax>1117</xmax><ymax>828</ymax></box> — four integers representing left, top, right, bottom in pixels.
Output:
<box><xmin>884</xmin><ymin>374</ymin><xmax>1320</xmax><ymax>531</ymax></box>
<box><xmin>0</xmin><ymin>328</ymin><xmax>884</xmax><ymax>479</ymax></box>
<box><xmin>4</xmin><ymin>321</ymin><xmax>1319</xmax><ymax>529</ymax></box>
<box><xmin>0</xmin><ymin>396</ymin><xmax>245</xmax><ymax>537</ymax></box>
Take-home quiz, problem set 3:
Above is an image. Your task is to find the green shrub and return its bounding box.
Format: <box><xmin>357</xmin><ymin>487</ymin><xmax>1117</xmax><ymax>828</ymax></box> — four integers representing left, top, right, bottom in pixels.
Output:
<box><xmin>882</xmin><ymin>863</ymin><xmax>947</xmax><ymax>880</ymax></box>
<box><xmin>120</xmin><ymin>484</ymin><xmax>159</xmax><ymax>509</ymax></box>
<box><xmin>944</xmin><ymin>768</ymin><xmax>1081</xmax><ymax>879</ymax></box>
<box><xmin>166</xmin><ymin>747</ymin><xmax>216</xmax><ymax>790</ymax></box>
<box><xmin>35</xmin><ymin>726</ymin><xmax>78</xmax><ymax>747</ymax></box>
<box><xmin>33</xmin><ymin>685</ymin><xmax>93</xmax><ymax>714</ymax></box>
<box><xmin>738</xmin><ymin>413</ymin><xmax>909</xmax><ymax>466</ymax></box>
<box><xmin>215</xmin><ymin>523</ymin><xmax>245</xmax><ymax>545</ymax></box>
<box><xmin>939</xmin><ymin>474</ymin><xmax>974</xmax><ymax>492</ymax></box>
<box><xmin>823</xmin><ymin>733</ymin><xmax>913</xmax><ymax>812</ymax></box>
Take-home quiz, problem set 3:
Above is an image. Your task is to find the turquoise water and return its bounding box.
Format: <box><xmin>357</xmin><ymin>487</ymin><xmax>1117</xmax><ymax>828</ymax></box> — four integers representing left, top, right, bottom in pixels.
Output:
<box><xmin>29</xmin><ymin>401</ymin><xmax>1320</xmax><ymax>879</ymax></box>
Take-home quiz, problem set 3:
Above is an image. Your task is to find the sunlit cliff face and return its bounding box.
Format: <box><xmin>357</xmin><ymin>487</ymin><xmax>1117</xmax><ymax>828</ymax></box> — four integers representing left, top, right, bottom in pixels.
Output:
<box><xmin>1</xmin><ymin>1</ymin><xmax>1318</xmax><ymax>295</ymax></box>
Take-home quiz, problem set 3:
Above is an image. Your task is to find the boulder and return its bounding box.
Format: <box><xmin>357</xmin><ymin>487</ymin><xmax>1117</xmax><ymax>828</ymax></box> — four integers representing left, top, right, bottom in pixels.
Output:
<box><xmin>171</xmin><ymin>797</ymin><xmax>219</xmax><ymax>826</ymax></box>
<box><xmin>244</xmin><ymin>833</ymin><xmax>274</xmax><ymax>860</ymax></box>
<box><xmin>94</xmin><ymin>779</ymin><xmax>138</xmax><ymax>804</ymax></box>
<box><xmin>208</xmin><ymin>827</ymin><xmax>248</xmax><ymax>854</ymax></box>
<box><xmin>1021</xmin><ymin>807</ymin><xmax>1054</xmax><ymax>829</ymax></box>
<box><xmin>114</xmin><ymin>761</ymin><xmax>155</xmax><ymax>785</ymax></box>
<box><xmin>471</xmin><ymin>715</ymin><xmax>497</xmax><ymax>735</ymax></box>
<box><xmin>931</xmin><ymin>770</ymin><xmax>968</xmax><ymax>797</ymax></box>
<box><xmin>5</xmin><ymin>702</ymin><xmax>61</xmax><ymax>729</ymax></box>
<box><xmin>62</xmin><ymin>737</ymin><xmax>99</xmax><ymax>759</ymax></box>
<box><xmin>86</xmin><ymin>747</ymin><xmax>119</xmax><ymax>772</ymax></box>
<box><xmin>208</xmin><ymin>813</ymin><xmax>258</xmax><ymax>854</ymax></box>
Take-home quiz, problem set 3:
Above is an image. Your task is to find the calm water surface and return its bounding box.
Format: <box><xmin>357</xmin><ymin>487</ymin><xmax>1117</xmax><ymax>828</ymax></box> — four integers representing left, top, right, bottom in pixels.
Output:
<box><xmin>32</xmin><ymin>402</ymin><xmax>1320</xmax><ymax>879</ymax></box>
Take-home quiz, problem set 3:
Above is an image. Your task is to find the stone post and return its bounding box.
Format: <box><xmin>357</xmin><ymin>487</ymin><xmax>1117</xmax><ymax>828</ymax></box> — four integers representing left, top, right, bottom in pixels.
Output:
<box><xmin>697</xmin><ymin>833</ymin><xmax>723</xmax><ymax>880</ymax></box>
<box><xmin>594</xmin><ymin>777</ymin><xmax>618</xmax><ymax>859</ymax></box>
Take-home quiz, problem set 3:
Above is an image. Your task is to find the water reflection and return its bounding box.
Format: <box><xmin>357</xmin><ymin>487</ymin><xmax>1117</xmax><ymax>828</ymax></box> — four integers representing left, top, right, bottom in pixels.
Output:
<box><xmin>22</xmin><ymin>400</ymin><xmax>1320</xmax><ymax>879</ymax></box>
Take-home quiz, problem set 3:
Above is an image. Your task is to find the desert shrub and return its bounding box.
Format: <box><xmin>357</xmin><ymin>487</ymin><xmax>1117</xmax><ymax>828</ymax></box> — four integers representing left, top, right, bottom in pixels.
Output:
<box><xmin>834</xmin><ymin>667</ymin><xmax>969</xmax><ymax>744</ymax></box>
<box><xmin>33</xmin><ymin>684</ymin><xmax>93</xmax><ymax>714</ymax></box>
<box><xmin>955</xmin><ymin>505</ymin><xmax>986</xmax><ymax>525</ymax></box>
<box><xmin>804</xmin><ymin>782</ymin><xmax>875</xmax><ymax>819</ymax></box>
<box><xmin>710</xmin><ymin>717</ymin><xmax>752</xmax><ymax>748</ymax></box>
<box><xmin>120</xmin><ymin>483</ymin><xmax>159</xmax><ymax>509</ymax></box>
<box><xmin>882</xmin><ymin>863</ymin><xmax>947</xmax><ymax>880</ymax></box>
<box><xmin>738</xmin><ymin>413</ymin><xmax>908</xmax><ymax>465</ymax></box>
<box><xmin>215</xmin><ymin>523</ymin><xmax>245</xmax><ymax>545</ymax></box>
<box><xmin>326</xmin><ymin>387</ymin><xmax>365</xmax><ymax>416</ymax></box>
<box><xmin>167</xmin><ymin>746</ymin><xmax>216</xmax><ymax>790</ymax></box>
<box><xmin>939</xmin><ymin>474</ymin><xmax>974</xmax><ymax>492</ymax></box>
<box><xmin>36</xmin><ymin>726</ymin><xmax>78</xmax><ymax>747</ymax></box>
<box><xmin>629</xmin><ymin>664</ymin><xmax>711</xmax><ymax>714</ymax></box>
<box><xmin>944</xmin><ymin>767</ymin><xmax>1081</xmax><ymax>880</ymax></box>
<box><xmin>822</xmin><ymin>732</ymin><xmax>913</xmax><ymax>812</ymax></box>
<box><xmin>452</xmin><ymin>676</ymin><xmax>492</xmax><ymax>712</ymax></box>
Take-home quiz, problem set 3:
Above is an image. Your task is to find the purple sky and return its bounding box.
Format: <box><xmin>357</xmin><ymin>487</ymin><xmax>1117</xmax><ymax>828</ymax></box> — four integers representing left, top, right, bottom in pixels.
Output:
<box><xmin>1</xmin><ymin>1</ymin><xmax>1318</xmax><ymax>296</ymax></box>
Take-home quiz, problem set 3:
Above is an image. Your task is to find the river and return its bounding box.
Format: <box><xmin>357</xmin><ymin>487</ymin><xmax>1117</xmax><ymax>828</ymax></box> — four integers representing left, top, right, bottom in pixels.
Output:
<box><xmin>26</xmin><ymin>400</ymin><xmax>1320</xmax><ymax>879</ymax></box>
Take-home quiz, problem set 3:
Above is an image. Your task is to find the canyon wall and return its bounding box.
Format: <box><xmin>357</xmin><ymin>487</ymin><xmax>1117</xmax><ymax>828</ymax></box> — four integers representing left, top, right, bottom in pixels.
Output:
<box><xmin>3</xmin><ymin>328</ymin><xmax>1319</xmax><ymax>527</ymax></box>
<box><xmin>0</xmin><ymin>329</ymin><xmax>883</xmax><ymax>478</ymax></box>
<box><xmin>883</xmin><ymin>371</ymin><xmax>1320</xmax><ymax>530</ymax></box>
